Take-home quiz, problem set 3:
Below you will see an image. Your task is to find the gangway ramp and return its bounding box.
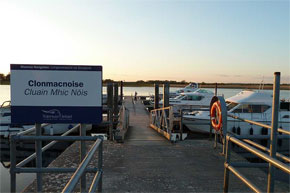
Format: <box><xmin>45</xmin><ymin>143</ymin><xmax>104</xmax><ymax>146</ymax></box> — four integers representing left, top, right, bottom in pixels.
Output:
<box><xmin>124</xmin><ymin>97</ymin><xmax>167</xmax><ymax>145</ymax></box>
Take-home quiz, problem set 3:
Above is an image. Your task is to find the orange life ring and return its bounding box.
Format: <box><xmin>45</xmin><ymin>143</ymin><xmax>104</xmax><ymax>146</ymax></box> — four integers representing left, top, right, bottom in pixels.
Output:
<box><xmin>210</xmin><ymin>101</ymin><xmax>222</xmax><ymax>131</ymax></box>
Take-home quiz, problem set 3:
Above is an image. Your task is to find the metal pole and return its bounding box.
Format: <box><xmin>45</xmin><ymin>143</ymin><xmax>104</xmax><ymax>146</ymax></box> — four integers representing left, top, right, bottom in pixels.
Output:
<box><xmin>267</xmin><ymin>72</ymin><xmax>280</xmax><ymax>193</ymax></box>
<box><xmin>154</xmin><ymin>84</ymin><xmax>159</xmax><ymax>109</ymax></box>
<box><xmin>35</xmin><ymin>123</ymin><xmax>42</xmax><ymax>192</ymax></box>
<box><xmin>80</xmin><ymin>124</ymin><xmax>87</xmax><ymax>192</ymax></box>
<box><xmin>98</xmin><ymin>140</ymin><xmax>103</xmax><ymax>192</ymax></box>
<box><xmin>10</xmin><ymin>135</ymin><xmax>16</xmax><ymax>193</ymax></box>
<box><xmin>163</xmin><ymin>83</ymin><xmax>169</xmax><ymax>108</ymax></box>
<box><xmin>215</xmin><ymin>83</ymin><xmax>217</xmax><ymax>96</ymax></box>
<box><xmin>223</xmin><ymin>137</ymin><xmax>231</xmax><ymax>193</ymax></box>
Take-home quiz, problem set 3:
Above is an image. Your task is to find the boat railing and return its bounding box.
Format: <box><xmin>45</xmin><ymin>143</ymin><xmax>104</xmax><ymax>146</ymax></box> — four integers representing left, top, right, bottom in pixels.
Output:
<box><xmin>221</xmin><ymin>72</ymin><xmax>290</xmax><ymax>193</ymax></box>
<box><xmin>10</xmin><ymin>123</ymin><xmax>103</xmax><ymax>193</ymax></box>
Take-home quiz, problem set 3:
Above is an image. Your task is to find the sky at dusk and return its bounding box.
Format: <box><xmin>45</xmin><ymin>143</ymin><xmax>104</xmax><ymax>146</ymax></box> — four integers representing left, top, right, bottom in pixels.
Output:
<box><xmin>0</xmin><ymin>0</ymin><xmax>289</xmax><ymax>83</ymax></box>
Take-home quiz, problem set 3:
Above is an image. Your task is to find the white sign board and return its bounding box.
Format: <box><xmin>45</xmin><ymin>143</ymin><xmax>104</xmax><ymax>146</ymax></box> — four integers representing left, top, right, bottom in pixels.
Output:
<box><xmin>11</xmin><ymin>64</ymin><xmax>102</xmax><ymax>124</ymax></box>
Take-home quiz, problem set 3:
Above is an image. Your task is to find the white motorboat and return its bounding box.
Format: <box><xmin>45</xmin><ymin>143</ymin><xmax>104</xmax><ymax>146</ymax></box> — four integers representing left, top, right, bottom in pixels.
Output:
<box><xmin>183</xmin><ymin>90</ymin><xmax>290</xmax><ymax>149</ymax></box>
<box><xmin>169</xmin><ymin>82</ymin><xmax>199</xmax><ymax>98</ymax></box>
<box><xmin>160</xmin><ymin>89</ymin><xmax>214</xmax><ymax>112</ymax></box>
<box><xmin>0</xmin><ymin>101</ymin><xmax>91</xmax><ymax>137</ymax></box>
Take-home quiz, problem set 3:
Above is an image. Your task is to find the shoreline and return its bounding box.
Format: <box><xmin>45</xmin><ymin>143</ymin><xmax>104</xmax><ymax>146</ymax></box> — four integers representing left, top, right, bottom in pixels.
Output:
<box><xmin>0</xmin><ymin>83</ymin><xmax>289</xmax><ymax>90</ymax></box>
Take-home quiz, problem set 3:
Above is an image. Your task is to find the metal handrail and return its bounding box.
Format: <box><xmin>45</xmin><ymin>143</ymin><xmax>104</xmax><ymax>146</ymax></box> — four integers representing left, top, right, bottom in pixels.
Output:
<box><xmin>243</xmin><ymin>139</ymin><xmax>290</xmax><ymax>163</ymax></box>
<box><xmin>62</xmin><ymin>138</ymin><xmax>103</xmax><ymax>193</ymax></box>
<box><xmin>17</xmin><ymin>124</ymin><xmax>80</xmax><ymax>167</ymax></box>
<box><xmin>10</xmin><ymin>124</ymin><xmax>103</xmax><ymax>193</ymax></box>
<box><xmin>16</xmin><ymin>123</ymin><xmax>49</xmax><ymax>136</ymax></box>
<box><xmin>150</xmin><ymin>106</ymin><xmax>171</xmax><ymax>112</ymax></box>
<box><xmin>223</xmin><ymin>72</ymin><xmax>290</xmax><ymax>193</ymax></box>
<box><xmin>228</xmin><ymin>136</ymin><xmax>290</xmax><ymax>174</ymax></box>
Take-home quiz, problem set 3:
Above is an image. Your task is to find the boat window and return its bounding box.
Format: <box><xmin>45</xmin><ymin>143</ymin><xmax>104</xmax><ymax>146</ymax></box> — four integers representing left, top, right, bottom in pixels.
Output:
<box><xmin>282</xmin><ymin>115</ymin><xmax>290</xmax><ymax>119</ymax></box>
<box><xmin>233</xmin><ymin>104</ymin><xmax>270</xmax><ymax>113</ymax></box>
<box><xmin>226</xmin><ymin>102</ymin><xmax>238</xmax><ymax>111</ymax></box>
<box><xmin>2</xmin><ymin>113</ymin><xmax>11</xmax><ymax>117</ymax></box>
<box><xmin>183</xmin><ymin>95</ymin><xmax>203</xmax><ymax>101</ymax></box>
<box><xmin>232</xmin><ymin>104</ymin><xmax>248</xmax><ymax>113</ymax></box>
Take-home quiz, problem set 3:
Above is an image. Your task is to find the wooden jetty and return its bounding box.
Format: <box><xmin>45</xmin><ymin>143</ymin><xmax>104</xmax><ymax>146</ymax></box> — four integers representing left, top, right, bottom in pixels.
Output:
<box><xmin>22</xmin><ymin>96</ymin><xmax>289</xmax><ymax>192</ymax></box>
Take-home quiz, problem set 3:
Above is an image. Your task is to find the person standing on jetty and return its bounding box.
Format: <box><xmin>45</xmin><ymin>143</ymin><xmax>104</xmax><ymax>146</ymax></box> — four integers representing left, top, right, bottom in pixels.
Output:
<box><xmin>134</xmin><ymin>91</ymin><xmax>138</xmax><ymax>101</ymax></box>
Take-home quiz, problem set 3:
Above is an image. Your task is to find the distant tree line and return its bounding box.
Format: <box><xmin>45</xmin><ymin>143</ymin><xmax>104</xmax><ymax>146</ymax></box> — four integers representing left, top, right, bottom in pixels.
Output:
<box><xmin>0</xmin><ymin>73</ymin><xmax>10</xmax><ymax>84</ymax></box>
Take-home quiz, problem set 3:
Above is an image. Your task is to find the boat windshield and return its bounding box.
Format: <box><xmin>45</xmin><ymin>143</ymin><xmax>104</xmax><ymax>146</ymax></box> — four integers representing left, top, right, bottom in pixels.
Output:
<box><xmin>1</xmin><ymin>101</ymin><xmax>11</xmax><ymax>108</ymax></box>
<box><xmin>174</xmin><ymin>95</ymin><xmax>185</xmax><ymax>100</ymax></box>
<box><xmin>226</xmin><ymin>102</ymin><xmax>238</xmax><ymax>111</ymax></box>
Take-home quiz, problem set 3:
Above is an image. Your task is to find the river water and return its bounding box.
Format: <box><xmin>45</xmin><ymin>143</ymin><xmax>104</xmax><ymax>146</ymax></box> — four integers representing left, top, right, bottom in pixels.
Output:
<box><xmin>1</xmin><ymin>85</ymin><xmax>290</xmax><ymax>104</ymax></box>
<box><xmin>0</xmin><ymin>85</ymin><xmax>289</xmax><ymax>192</ymax></box>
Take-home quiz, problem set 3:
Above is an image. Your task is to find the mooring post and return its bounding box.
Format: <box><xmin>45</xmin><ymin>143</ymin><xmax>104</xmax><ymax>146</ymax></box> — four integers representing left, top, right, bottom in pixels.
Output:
<box><xmin>10</xmin><ymin>135</ymin><xmax>16</xmax><ymax>193</ymax></box>
<box><xmin>215</xmin><ymin>83</ymin><xmax>218</xmax><ymax>96</ymax></box>
<box><xmin>154</xmin><ymin>83</ymin><xmax>159</xmax><ymax>109</ymax></box>
<box><xmin>267</xmin><ymin>72</ymin><xmax>280</xmax><ymax>193</ymax></box>
<box><xmin>107</xmin><ymin>83</ymin><xmax>113</xmax><ymax>139</ymax></box>
<box><xmin>107</xmin><ymin>83</ymin><xmax>113</xmax><ymax>120</ymax></box>
<box><xmin>163</xmin><ymin>82</ymin><xmax>169</xmax><ymax>108</ymax></box>
<box><xmin>80</xmin><ymin>124</ymin><xmax>87</xmax><ymax>192</ymax></box>
<box><xmin>113</xmin><ymin>83</ymin><xmax>119</xmax><ymax>117</ymax></box>
<box><xmin>120</xmin><ymin>81</ymin><xmax>123</xmax><ymax>104</ymax></box>
<box><xmin>35</xmin><ymin>123</ymin><xmax>42</xmax><ymax>192</ymax></box>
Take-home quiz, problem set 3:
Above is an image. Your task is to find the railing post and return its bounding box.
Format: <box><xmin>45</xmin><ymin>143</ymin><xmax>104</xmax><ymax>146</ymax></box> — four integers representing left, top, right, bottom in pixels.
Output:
<box><xmin>98</xmin><ymin>139</ymin><xmax>103</xmax><ymax>192</ymax></box>
<box><xmin>10</xmin><ymin>135</ymin><xmax>16</xmax><ymax>193</ymax></box>
<box><xmin>180</xmin><ymin>109</ymin><xmax>183</xmax><ymax>141</ymax></box>
<box><xmin>35</xmin><ymin>123</ymin><xmax>42</xmax><ymax>192</ymax></box>
<box><xmin>223</xmin><ymin>136</ymin><xmax>231</xmax><ymax>193</ymax></box>
<box><xmin>154</xmin><ymin>83</ymin><xmax>159</xmax><ymax>109</ymax></box>
<box><xmin>80</xmin><ymin>124</ymin><xmax>87</xmax><ymax>192</ymax></box>
<box><xmin>267</xmin><ymin>72</ymin><xmax>280</xmax><ymax>193</ymax></box>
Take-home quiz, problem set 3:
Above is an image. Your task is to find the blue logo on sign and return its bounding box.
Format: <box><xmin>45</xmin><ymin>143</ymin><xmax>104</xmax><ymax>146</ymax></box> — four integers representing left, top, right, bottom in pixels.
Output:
<box><xmin>42</xmin><ymin>109</ymin><xmax>72</xmax><ymax>121</ymax></box>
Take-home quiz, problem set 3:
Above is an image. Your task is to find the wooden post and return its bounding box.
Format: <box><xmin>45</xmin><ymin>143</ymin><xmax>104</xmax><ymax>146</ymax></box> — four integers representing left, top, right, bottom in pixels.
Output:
<box><xmin>107</xmin><ymin>83</ymin><xmax>113</xmax><ymax>139</ymax></box>
<box><xmin>120</xmin><ymin>81</ymin><xmax>123</xmax><ymax>103</ymax></box>
<box><xmin>154</xmin><ymin>84</ymin><xmax>159</xmax><ymax>109</ymax></box>
<box><xmin>113</xmin><ymin>83</ymin><xmax>119</xmax><ymax>116</ymax></box>
<box><xmin>215</xmin><ymin>83</ymin><xmax>217</xmax><ymax>96</ymax></box>
<box><xmin>107</xmin><ymin>83</ymin><xmax>113</xmax><ymax>111</ymax></box>
<box><xmin>163</xmin><ymin>82</ymin><xmax>169</xmax><ymax>108</ymax></box>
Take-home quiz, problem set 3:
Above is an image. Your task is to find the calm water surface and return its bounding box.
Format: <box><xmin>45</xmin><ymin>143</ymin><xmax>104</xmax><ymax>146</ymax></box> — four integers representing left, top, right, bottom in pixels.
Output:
<box><xmin>0</xmin><ymin>85</ymin><xmax>289</xmax><ymax>104</ymax></box>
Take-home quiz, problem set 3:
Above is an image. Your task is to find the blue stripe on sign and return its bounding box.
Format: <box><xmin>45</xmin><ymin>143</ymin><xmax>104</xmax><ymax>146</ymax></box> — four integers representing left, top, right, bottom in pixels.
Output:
<box><xmin>11</xmin><ymin>106</ymin><xmax>102</xmax><ymax>124</ymax></box>
<box><xmin>10</xmin><ymin>64</ymin><xmax>102</xmax><ymax>71</ymax></box>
